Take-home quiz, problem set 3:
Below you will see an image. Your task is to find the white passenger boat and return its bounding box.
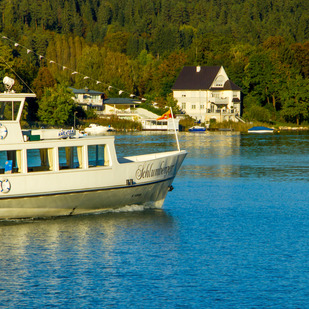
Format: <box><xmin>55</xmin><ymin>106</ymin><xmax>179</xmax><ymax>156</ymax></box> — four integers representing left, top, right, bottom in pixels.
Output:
<box><xmin>0</xmin><ymin>79</ymin><xmax>187</xmax><ymax>219</ymax></box>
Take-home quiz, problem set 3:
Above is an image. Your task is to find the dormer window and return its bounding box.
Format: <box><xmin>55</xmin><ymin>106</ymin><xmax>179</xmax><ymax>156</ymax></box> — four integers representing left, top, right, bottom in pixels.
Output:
<box><xmin>214</xmin><ymin>75</ymin><xmax>225</xmax><ymax>87</ymax></box>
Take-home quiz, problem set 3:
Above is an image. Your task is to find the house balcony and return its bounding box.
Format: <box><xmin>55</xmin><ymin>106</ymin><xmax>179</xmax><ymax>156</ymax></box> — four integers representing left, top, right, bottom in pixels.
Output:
<box><xmin>205</xmin><ymin>108</ymin><xmax>240</xmax><ymax>122</ymax></box>
<box><xmin>76</xmin><ymin>99</ymin><xmax>103</xmax><ymax>105</ymax></box>
<box><xmin>209</xmin><ymin>97</ymin><xmax>229</xmax><ymax>104</ymax></box>
<box><xmin>206</xmin><ymin>109</ymin><xmax>237</xmax><ymax>114</ymax></box>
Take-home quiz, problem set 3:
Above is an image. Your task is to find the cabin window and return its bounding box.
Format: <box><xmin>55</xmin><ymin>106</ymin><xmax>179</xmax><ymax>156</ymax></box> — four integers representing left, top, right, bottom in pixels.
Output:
<box><xmin>0</xmin><ymin>101</ymin><xmax>21</xmax><ymax>120</ymax></box>
<box><xmin>0</xmin><ymin>150</ymin><xmax>22</xmax><ymax>174</ymax></box>
<box><xmin>88</xmin><ymin>145</ymin><xmax>109</xmax><ymax>167</ymax></box>
<box><xmin>59</xmin><ymin>146</ymin><xmax>83</xmax><ymax>170</ymax></box>
<box><xmin>27</xmin><ymin>148</ymin><xmax>53</xmax><ymax>172</ymax></box>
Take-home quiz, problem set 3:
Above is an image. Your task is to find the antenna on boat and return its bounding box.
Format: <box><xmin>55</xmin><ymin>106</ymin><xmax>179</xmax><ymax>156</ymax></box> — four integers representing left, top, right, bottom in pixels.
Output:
<box><xmin>170</xmin><ymin>107</ymin><xmax>180</xmax><ymax>151</ymax></box>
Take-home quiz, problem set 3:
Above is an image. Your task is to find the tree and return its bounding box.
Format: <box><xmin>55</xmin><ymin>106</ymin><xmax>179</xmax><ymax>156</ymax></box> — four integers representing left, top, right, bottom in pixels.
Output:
<box><xmin>152</xmin><ymin>51</ymin><xmax>187</xmax><ymax>97</ymax></box>
<box><xmin>291</xmin><ymin>42</ymin><xmax>309</xmax><ymax>78</ymax></box>
<box><xmin>243</xmin><ymin>52</ymin><xmax>275</xmax><ymax>106</ymax></box>
<box><xmin>280</xmin><ymin>76</ymin><xmax>309</xmax><ymax>125</ymax></box>
<box><xmin>38</xmin><ymin>84</ymin><xmax>75</xmax><ymax>126</ymax></box>
<box><xmin>244</xmin><ymin>105</ymin><xmax>271</xmax><ymax>123</ymax></box>
<box><xmin>32</xmin><ymin>67</ymin><xmax>56</xmax><ymax>99</ymax></box>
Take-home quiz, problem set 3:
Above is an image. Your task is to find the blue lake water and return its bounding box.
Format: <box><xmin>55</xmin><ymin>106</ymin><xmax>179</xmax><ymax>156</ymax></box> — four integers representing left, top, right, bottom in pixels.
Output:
<box><xmin>0</xmin><ymin>131</ymin><xmax>309</xmax><ymax>308</ymax></box>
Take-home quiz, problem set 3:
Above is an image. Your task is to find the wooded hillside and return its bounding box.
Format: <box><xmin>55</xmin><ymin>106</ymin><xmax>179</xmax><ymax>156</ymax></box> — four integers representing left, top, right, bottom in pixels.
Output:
<box><xmin>0</xmin><ymin>0</ymin><xmax>309</xmax><ymax>125</ymax></box>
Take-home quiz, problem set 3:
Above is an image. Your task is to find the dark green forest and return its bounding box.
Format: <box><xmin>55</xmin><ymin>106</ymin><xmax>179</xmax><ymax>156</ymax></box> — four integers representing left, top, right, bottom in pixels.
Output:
<box><xmin>0</xmin><ymin>0</ymin><xmax>309</xmax><ymax>125</ymax></box>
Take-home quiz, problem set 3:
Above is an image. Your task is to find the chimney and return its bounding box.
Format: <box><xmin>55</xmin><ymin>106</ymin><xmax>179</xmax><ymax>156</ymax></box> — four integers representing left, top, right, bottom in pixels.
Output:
<box><xmin>196</xmin><ymin>66</ymin><xmax>201</xmax><ymax>72</ymax></box>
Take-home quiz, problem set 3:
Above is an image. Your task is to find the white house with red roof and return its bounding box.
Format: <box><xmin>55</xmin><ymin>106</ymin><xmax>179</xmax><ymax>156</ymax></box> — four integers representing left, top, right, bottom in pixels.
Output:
<box><xmin>172</xmin><ymin>66</ymin><xmax>242</xmax><ymax>123</ymax></box>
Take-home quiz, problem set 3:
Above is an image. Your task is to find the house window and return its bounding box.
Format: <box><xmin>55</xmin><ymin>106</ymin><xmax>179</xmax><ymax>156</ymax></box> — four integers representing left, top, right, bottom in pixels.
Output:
<box><xmin>215</xmin><ymin>75</ymin><xmax>225</xmax><ymax>87</ymax></box>
<box><xmin>182</xmin><ymin>94</ymin><xmax>186</xmax><ymax>97</ymax></box>
<box><xmin>192</xmin><ymin>104</ymin><xmax>196</xmax><ymax>110</ymax></box>
<box><xmin>200</xmin><ymin>105</ymin><xmax>204</xmax><ymax>109</ymax></box>
<box><xmin>182</xmin><ymin>103</ymin><xmax>186</xmax><ymax>109</ymax></box>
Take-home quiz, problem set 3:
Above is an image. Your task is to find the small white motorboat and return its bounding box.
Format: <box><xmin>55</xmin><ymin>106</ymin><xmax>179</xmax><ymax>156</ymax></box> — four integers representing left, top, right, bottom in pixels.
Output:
<box><xmin>189</xmin><ymin>126</ymin><xmax>206</xmax><ymax>132</ymax></box>
<box><xmin>85</xmin><ymin>124</ymin><xmax>115</xmax><ymax>135</ymax></box>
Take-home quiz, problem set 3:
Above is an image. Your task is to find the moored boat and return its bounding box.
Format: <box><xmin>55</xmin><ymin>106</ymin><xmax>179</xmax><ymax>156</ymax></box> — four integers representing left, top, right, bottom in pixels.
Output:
<box><xmin>85</xmin><ymin>124</ymin><xmax>115</xmax><ymax>135</ymax></box>
<box><xmin>248</xmin><ymin>126</ymin><xmax>274</xmax><ymax>133</ymax></box>
<box><xmin>0</xmin><ymin>78</ymin><xmax>187</xmax><ymax>219</ymax></box>
<box><xmin>189</xmin><ymin>126</ymin><xmax>206</xmax><ymax>132</ymax></box>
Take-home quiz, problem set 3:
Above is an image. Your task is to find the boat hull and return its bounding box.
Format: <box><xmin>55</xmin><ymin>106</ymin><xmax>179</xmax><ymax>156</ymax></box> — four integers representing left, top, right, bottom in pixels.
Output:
<box><xmin>0</xmin><ymin>178</ymin><xmax>174</xmax><ymax>219</ymax></box>
<box><xmin>0</xmin><ymin>150</ymin><xmax>186</xmax><ymax>219</ymax></box>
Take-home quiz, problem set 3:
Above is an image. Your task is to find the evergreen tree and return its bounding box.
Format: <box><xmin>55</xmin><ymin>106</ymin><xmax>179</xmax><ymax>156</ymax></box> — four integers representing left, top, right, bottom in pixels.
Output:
<box><xmin>280</xmin><ymin>75</ymin><xmax>309</xmax><ymax>125</ymax></box>
<box><xmin>38</xmin><ymin>84</ymin><xmax>75</xmax><ymax>126</ymax></box>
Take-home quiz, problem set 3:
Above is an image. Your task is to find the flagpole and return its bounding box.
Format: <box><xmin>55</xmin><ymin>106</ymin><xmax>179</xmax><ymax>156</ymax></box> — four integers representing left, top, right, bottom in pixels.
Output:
<box><xmin>170</xmin><ymin>107</ymin><xmax>180</xmax><ymax>151</ymax></box>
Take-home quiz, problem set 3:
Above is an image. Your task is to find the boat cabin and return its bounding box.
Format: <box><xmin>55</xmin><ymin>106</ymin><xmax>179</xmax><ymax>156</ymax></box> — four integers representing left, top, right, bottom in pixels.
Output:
<box><xmin>0</xmin><ymin>91</ymin><xmax>112</xmax><ymax>177</ymax></box>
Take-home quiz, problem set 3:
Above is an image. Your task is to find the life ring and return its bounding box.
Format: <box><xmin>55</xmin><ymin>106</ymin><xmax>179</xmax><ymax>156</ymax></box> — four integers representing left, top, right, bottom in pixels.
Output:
<box><xmin>0</xmin><ymin>179</ymin><xmax>11</xmax><ymax>193</ymax></box>
<box><xmin>0</xmin><ymin>123</ymin><xmax>8</xmax><ymax>139</ymax></box>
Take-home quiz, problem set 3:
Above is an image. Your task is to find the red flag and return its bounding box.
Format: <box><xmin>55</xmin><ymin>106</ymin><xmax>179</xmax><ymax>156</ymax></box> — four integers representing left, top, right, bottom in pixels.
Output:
<box><xmin>157</xmin><ymin>110</ymin><xmax>172</xmax><ymax>120</ymax></box>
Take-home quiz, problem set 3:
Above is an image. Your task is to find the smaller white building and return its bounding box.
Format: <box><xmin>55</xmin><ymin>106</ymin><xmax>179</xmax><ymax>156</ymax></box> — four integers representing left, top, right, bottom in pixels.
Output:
<box><xmin>103</xmin><ymin>98</ymin><xmax>141</xmax><ymax>115</ymax></box>
<box><xmin>172</xmin><ymin>66</ymin><xmax>242</xmax><ymax>123</ymax></box>
<box><xmin>141</xmin><ymin>118</ymin><xmax>179</xmax><ymax>131</ymax></box>
<box><xmin>70</xmin><ymin>87</ymin><xmax>104</xmax><ymax>111</ymax></box>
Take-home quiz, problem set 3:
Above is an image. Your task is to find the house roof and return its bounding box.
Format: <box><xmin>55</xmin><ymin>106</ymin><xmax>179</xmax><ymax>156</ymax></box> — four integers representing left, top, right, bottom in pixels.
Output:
<box><xmin>223</xmin><ymin>80</ymin><xmax>242</xmax><ymax>91</ymax></box>
<box><xmin>103</xmin><ymin>98</ymin><xmax>141</xmax><ymax>105</ymax></box>
<box><xmin>172</xmin><ymin>66</ymin><xmax>241</xmax><ymax>91</ymax></box>
<box><xmin>69</xmin><ymin>87</ymin><xmax>104</xmax><ymax>96</ymax></box>
<box><xmin>211</xmin><ymin>80</ymin><xmax>242</xmax><ymax>91</ymax></box>
<box><xmin>172</xmin><ymin>66</ymin><xmax>221</xmax><ymax>90</ymax></box>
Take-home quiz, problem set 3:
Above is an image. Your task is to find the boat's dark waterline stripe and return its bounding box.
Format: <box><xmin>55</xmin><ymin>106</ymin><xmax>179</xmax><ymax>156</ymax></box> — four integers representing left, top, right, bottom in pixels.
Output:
<box><xmin>0</xmin><ymin>176</ymin><xmax>175</xmax><ymax>200</ymax></box>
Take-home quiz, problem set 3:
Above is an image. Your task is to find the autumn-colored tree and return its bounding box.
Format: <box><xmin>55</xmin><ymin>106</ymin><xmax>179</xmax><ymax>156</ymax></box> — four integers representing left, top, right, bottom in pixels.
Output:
<box><xmin>32</xmin><ymin>67</ymin><xmax>56</xmax><ymax>99</ymax></box>
<box><xmin>152</xmin><ymin>51</ymin><xmax>187</xmax><ymax>97</ymax></box>
<box><xmin>291</xmin><ymin>42</ymin><xmax>309</xmax><ymax>78</ymax></box>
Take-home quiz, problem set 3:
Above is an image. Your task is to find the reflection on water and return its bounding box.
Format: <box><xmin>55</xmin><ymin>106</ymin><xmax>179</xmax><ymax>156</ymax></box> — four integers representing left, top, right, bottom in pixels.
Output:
<box><xmin>0</xmin><ymin>208</ymin><xmax>174</xmax><ymax>252</ymax></box>
<box><xmin>180</xmin><ymin>131</ymin><xmax>242</xmax><ymax>179</ymax></box>
<box><xmin>0</xmin><ymin>209</ymin><xmax>176</xmax><ymax>307</ymax></box>
<box><xmin>1</xmin><ymin>131</ymin><xmax>309</xmax><ymax>307</ymax></box>
<box><xmin>117</xmin><ymin>131</ymin><xmax>309</xmax><ymax>182</ymax></box>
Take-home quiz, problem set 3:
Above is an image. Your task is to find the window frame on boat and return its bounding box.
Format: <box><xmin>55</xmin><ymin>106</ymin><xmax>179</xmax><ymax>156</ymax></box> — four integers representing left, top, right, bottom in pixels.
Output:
<box><xmin>58</xmin><ymin>146</ymin><xmax>84</xmax><ymax>170</ymax></box>
<box><xmin>21</xmin><ymin>142</ymin><xmax>111</xmax><ymax>174</ymax></box>
<box><xmin>27</xmin><ymin>148</ymin><xmax>54</xmax><ymax>172</ymax></box>
<box><xmin>0</xmin><ymin>141</ymin><xmax>112</xmax><ymax>175</ymax></box>
<box><xmin>0</xmin><ymin>149</ymin><xmax>23</xmax><ymax>174</ymax></box>
<box><xmin>87</xmin><ymin>144</ymin><xmax>109</xmax><ymax>168</ymax></box>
